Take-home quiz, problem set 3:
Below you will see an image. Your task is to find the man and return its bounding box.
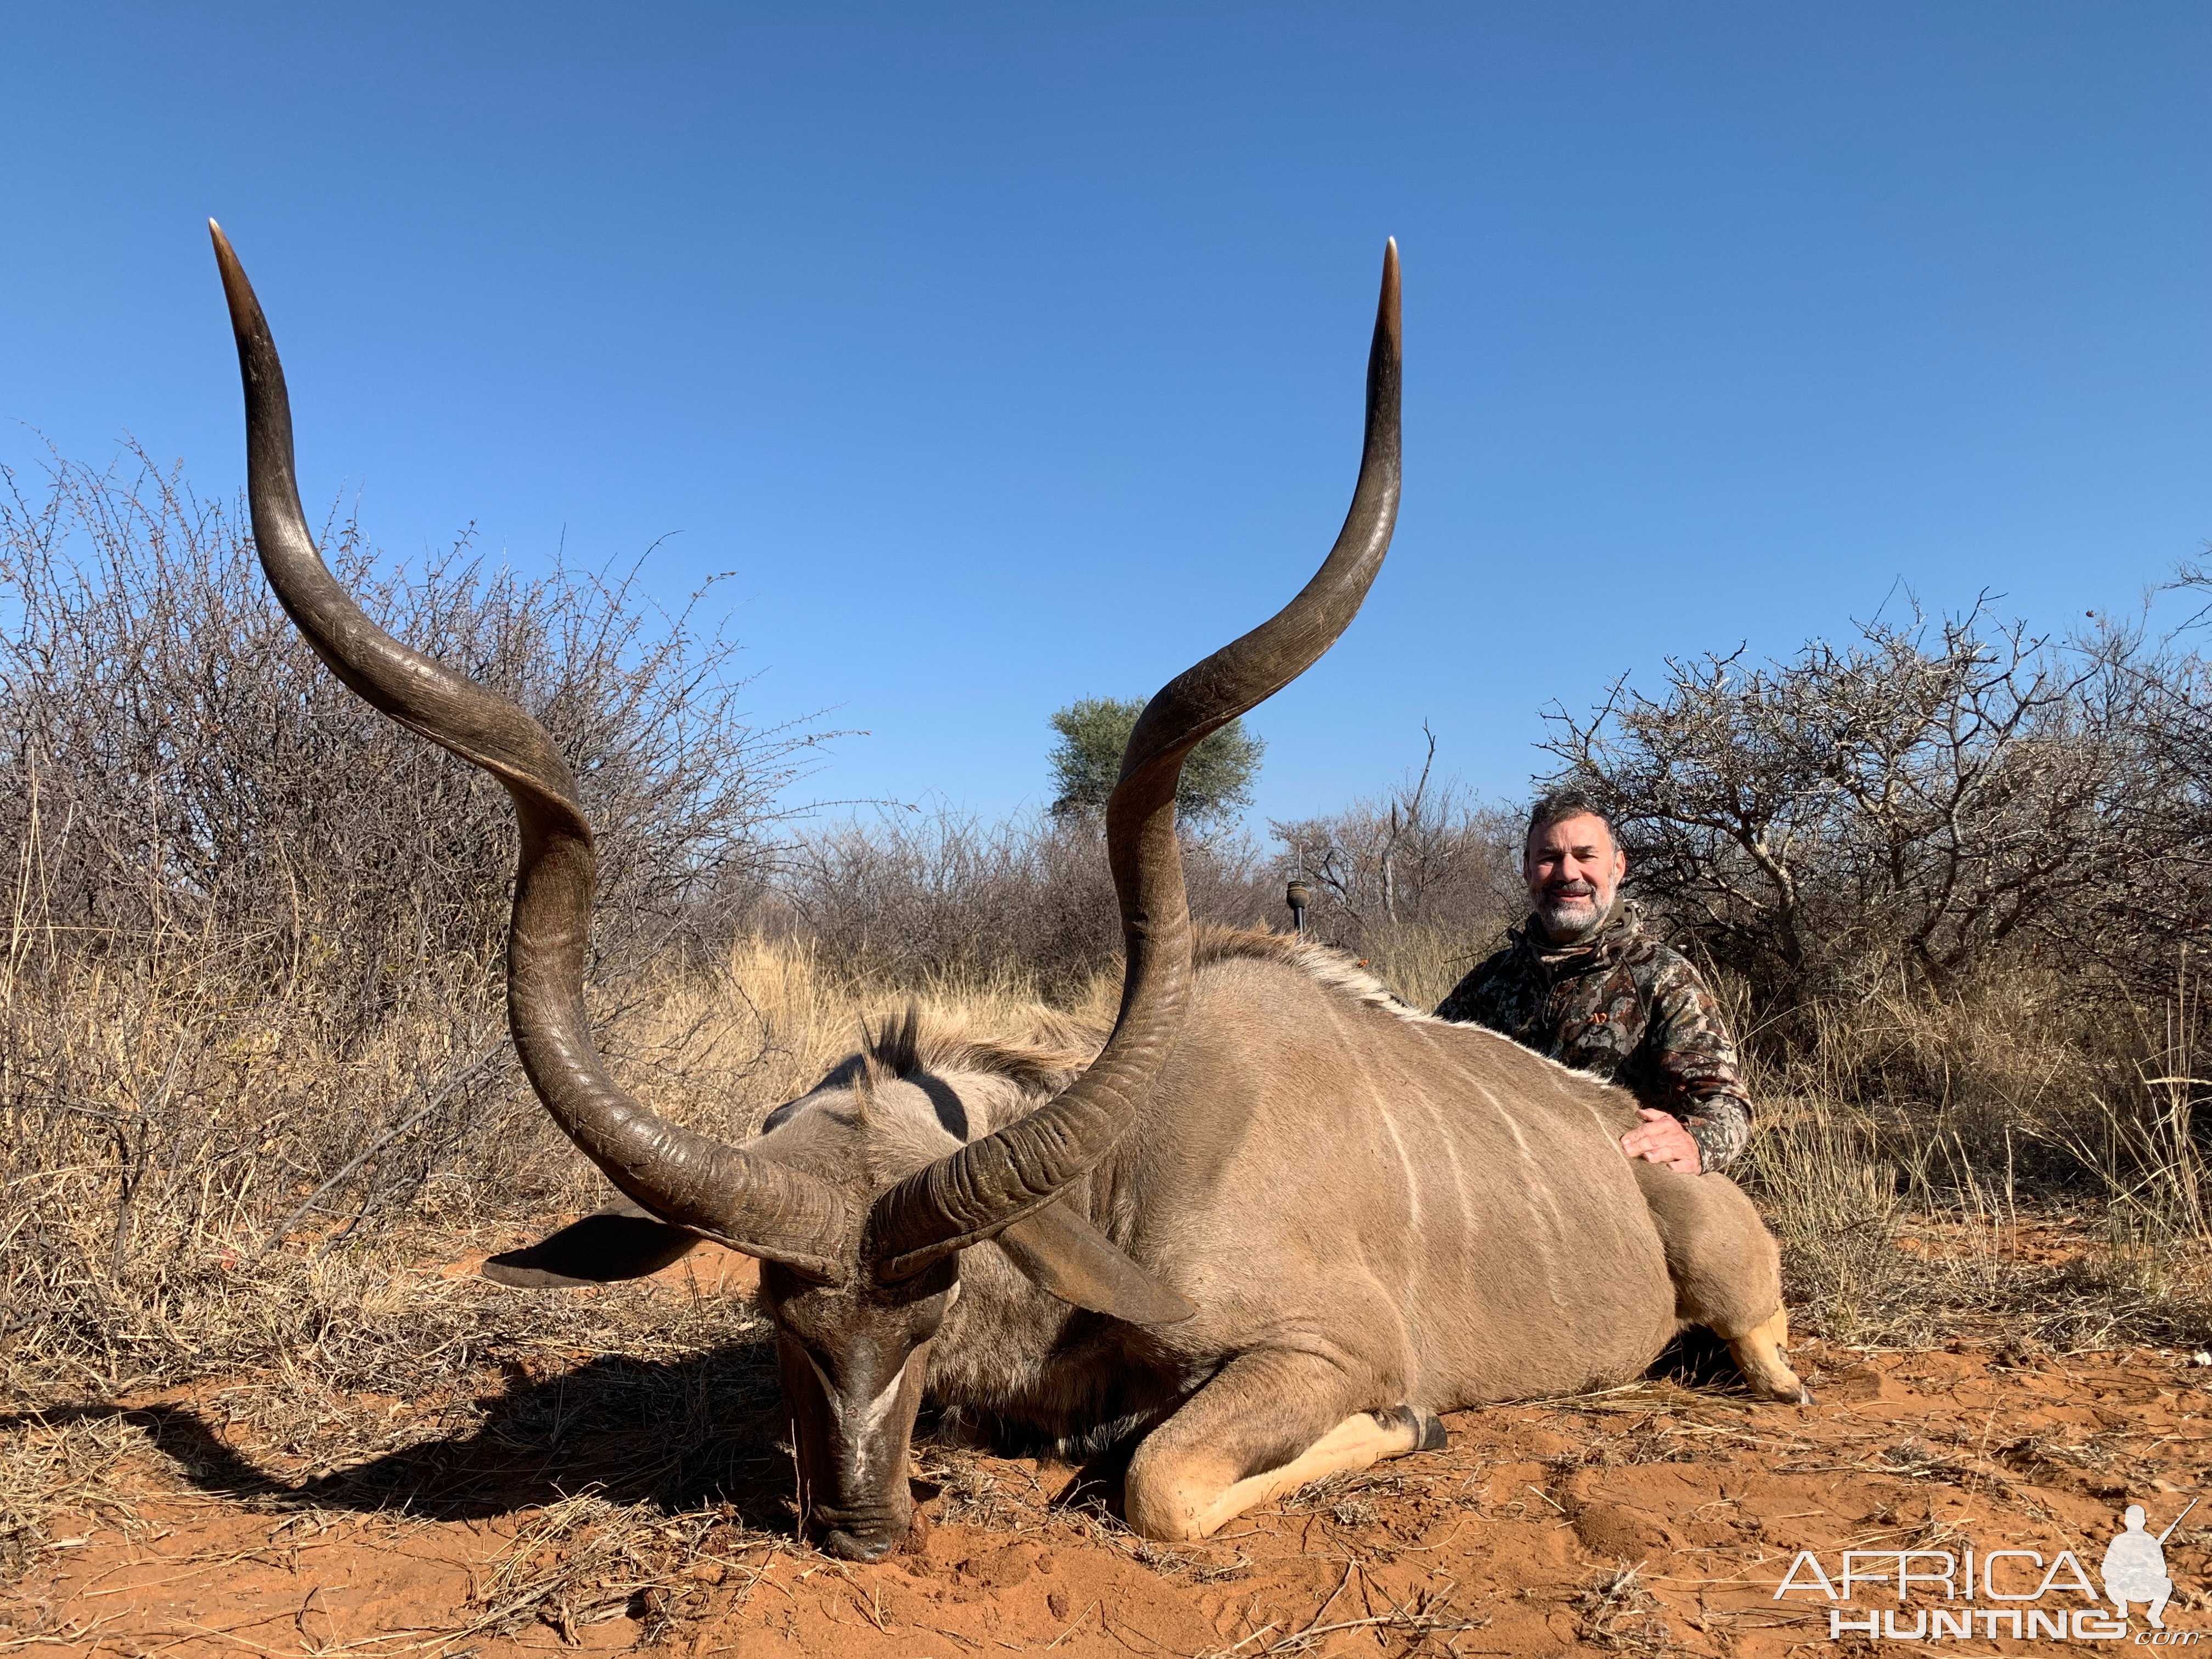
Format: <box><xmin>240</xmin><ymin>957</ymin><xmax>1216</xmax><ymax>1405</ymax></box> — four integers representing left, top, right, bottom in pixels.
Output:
<box><xmin>1434</xmin><ymin>789</ymin><xmax>1752</xmax><ymax>1176</ymax></box>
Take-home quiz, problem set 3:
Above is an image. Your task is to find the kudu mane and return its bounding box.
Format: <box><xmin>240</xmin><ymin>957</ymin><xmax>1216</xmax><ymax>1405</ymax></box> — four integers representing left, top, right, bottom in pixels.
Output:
<box><xmin>856</xmin><ymin>1006</ymin><xmax>1097</xmax><ymax>1098</ymax></box>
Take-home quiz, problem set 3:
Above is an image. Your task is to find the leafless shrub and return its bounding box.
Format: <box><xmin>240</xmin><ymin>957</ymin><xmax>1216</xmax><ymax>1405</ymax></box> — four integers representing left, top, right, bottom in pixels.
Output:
<box><xmin>1541</xmin><ymin>602</ymin><xmax>2162</xmax><ymax>1009</ymax></box>
<box><xmin>769</xmin><ymin>809</ymin><xmax>1275</xmax><ymax>1001</ymax></box>
<box><xmin>0</xmin><ymin>446</ymin><xmax>819</xmax><ymax>1002</ymax></box>
<box><xmin>1269</xmin><ymin>729</ymin><xmax>1522</xmax><ymax>1007</ymax></box>
<box><xmin>0</xmin><ymin>445</ymin><xmax>828</xmax><ymax>1381</ymax></box>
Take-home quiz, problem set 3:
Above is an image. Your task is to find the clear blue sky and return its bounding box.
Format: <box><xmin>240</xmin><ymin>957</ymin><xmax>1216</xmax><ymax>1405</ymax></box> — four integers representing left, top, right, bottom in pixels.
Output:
<box><xmin>5</xmin><ymin>5</ymin><xmax>2207</xmax><ymax>830</ymax></box>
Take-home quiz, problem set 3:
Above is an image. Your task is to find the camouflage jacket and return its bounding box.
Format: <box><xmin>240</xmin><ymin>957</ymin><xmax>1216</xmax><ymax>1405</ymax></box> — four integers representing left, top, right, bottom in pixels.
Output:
<box><xmin>1433</xmin><ymin>904</ymin><xmax>1753</xmax><ymax>1174</ymax></box>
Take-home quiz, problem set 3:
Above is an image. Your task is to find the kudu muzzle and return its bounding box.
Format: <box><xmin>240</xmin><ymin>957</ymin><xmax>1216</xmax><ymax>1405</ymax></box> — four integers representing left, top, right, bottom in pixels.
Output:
<box><xmin>778</xmin><ymin>1333</ymin><xmax>936</xmax><ymax>1560</ymax></box>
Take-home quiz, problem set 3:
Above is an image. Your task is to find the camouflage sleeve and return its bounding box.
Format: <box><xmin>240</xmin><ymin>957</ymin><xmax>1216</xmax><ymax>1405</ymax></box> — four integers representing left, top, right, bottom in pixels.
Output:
<box><xmin>1683</xmin><ymin>1096</ymin><xmax>1751</xmax><ymax>1176</ymax></box>
<box><xmin>1641</xmin><ymin>955</ymin><xmax>1755</xmax><ymax>1175</ymax></box>
<box><xmin>1434</xmin><ymin>950</ymin><xmax>1514</xmax><ymax>1030</ymax></box>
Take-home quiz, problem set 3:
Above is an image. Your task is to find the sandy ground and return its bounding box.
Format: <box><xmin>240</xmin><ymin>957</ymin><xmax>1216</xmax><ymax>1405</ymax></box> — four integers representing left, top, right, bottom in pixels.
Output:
<box><xmin>5</xmin><ymin>1250</ymin><xmax>2209</xmax><ymax>1659</ymax></box>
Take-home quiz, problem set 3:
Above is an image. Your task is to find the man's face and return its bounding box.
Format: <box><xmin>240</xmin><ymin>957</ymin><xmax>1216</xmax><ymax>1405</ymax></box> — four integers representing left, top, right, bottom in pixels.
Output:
<box><xmin>1524</xmin><ymin>812</ymin><xmax>1626</xmax><ymax>943</ymax></box>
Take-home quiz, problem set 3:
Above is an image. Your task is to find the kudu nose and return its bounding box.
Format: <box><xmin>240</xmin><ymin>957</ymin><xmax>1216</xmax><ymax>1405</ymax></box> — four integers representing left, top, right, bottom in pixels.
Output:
<box><xmin>820</xmin><ymin>1527</ymin><xmax>896</xmax><ymax>1562</ymax></box>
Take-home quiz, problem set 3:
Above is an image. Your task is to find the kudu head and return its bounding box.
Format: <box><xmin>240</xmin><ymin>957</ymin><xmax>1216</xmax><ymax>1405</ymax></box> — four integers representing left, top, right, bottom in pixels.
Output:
<box><xmin>211</xmin><ymin>222</ymin><xmax>1399</xmax><ymax>1559</ymax></box>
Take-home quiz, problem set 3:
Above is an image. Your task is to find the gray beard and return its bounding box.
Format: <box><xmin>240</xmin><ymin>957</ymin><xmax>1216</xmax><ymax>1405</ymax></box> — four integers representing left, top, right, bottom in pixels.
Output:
<box><xmin>1536</xmin><ymin>893</ymin><xmax>1609</xmax><ymax>944</ymax></box>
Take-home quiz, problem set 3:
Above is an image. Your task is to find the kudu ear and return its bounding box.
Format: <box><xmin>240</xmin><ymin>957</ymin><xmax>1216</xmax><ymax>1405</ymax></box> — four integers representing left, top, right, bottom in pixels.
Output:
<box><xmin>994</xmin><ymin>1200</ymin><xmax>1196</xmax><ymax>1325</ymax></box>
<box><xmin>482</xmin><ymin>1197</ymin><xmax>702</xmax><ymax>1289</ymax></box>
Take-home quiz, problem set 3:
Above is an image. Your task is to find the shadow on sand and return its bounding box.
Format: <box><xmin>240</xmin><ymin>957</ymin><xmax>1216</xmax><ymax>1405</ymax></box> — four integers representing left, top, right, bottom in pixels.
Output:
<box><xmin>7</xmin><ymin>1327</ymin><xmax>1756</xmax><ymax>1538</ymax></box>
<box><xmin>7</xmin><ymin>1330</ymin><xmax>803</xmax><ymax>1534</ymax></box>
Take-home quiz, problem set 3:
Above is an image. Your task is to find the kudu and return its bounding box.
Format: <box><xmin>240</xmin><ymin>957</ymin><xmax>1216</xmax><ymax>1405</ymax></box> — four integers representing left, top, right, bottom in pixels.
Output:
<box><xmin>211</xmin><ymin>227</ymin><xmax>1804</xmax><ymax>1559</ymax></box>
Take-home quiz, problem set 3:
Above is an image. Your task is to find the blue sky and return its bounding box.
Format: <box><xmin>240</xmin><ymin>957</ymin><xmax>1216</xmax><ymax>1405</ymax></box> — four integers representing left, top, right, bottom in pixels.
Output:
<box><xmin>5</xmin><ymin>4</ymin><xmax>2207</xmax><ymax>831</ymax></box>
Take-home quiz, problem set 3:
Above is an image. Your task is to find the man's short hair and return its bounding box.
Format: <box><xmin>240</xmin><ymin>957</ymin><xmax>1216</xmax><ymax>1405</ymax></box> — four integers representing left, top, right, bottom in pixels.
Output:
<box><xmin>1525</xmin><ymin>787</ymin><xmax>1613</xmax><ymax>850</ymax></box>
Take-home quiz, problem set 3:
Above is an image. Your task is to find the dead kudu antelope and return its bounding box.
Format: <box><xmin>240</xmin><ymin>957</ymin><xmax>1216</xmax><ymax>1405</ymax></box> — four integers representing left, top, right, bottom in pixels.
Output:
<box><xmin>211</xmin><ymin>225</ymin><xmax>1804</xmax><ymax>1559</ymax></box>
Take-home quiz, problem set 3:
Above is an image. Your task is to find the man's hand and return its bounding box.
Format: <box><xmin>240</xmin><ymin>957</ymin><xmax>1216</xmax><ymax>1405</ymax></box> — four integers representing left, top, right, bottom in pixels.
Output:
<box><xmin>1621</xmin><ymin>1108</ymin><xmax>1701</xmax><ymax>1175</ymax></box>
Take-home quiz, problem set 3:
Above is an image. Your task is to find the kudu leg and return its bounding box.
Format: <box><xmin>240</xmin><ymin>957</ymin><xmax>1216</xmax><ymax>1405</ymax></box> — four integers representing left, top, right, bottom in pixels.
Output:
<box><xmin>1123</xmin><ymin>1351</ymin><xmax>1444</xmax><ymax>1542</ymax></box>
<box><xmin>1630</xmin><ymin>1163</ymin><xmax>1810</xmax><ymax>1404</ymax></box>
<box><xmin>1724</xmin><ymin>1305</ymin><xmax>1808</xmax><ymax>1404</ymax></box>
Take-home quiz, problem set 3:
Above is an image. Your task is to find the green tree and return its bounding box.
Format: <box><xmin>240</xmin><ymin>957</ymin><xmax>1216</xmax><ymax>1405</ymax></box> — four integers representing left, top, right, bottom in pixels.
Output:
<box><xmin>1047</xmin><ymin>696</ymin><xmax>1265</xmax><ymax>830</ymax></box>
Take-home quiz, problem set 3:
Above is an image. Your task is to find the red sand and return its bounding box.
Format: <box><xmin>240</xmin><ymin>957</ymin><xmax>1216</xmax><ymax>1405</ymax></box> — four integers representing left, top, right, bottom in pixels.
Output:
<box><xmin>7</xmin><ymin>1257</ymin><xmax>2208</xmax><ymax>1657</ymax></box>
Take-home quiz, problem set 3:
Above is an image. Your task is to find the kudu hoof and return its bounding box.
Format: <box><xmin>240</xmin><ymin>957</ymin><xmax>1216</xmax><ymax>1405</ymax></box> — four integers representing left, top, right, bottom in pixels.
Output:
<box><xmin>1373</xmin><ymin>1405</ymin><xmax>1448</xmax><ymax>1453</ymax></box>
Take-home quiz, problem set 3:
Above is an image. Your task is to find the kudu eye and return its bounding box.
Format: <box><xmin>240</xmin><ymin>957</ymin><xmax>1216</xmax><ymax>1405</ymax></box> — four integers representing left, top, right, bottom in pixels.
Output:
<box><xmin>907</xmin><ymin>1293</ymin><xmax>952</xmax><ymax>1341</ymax></box>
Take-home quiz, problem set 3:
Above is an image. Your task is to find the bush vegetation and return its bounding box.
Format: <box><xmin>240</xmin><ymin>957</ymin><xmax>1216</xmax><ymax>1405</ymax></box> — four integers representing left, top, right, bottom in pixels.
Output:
<box><xmin>0</xmin><ymin>447</ymin><xmax>2206</xmax><ymax>1555</ymax></box>
<box><xmin>0</xmin><ymin>449</ymin><xmax>827</xmax><ymax>1410</ymax></box>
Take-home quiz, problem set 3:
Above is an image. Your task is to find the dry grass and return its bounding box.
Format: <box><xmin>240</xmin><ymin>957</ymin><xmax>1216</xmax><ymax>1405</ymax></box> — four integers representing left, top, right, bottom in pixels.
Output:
<box><xmin>1574</xmin><ymin>1562</ymin><xmax>1670</xmax><ymax>1653</ymax></box>
<box><xmin>452</xmin><ymin>1491</ymin><xmax>784</xmax><ymax>1649</ymax></box>
<box><xmin>0</xmin><ymin>933</ymin><xmax>1096</xmax><ymax>1392</ymax></box>
<box><xmin>1735</xmin><ymin>966</ymin><xmax>2212</xmax><ymax>1351</ymax></box>
<box><xmin>0</xmin><ymin>936</ymin><xmax>1118</xmax><ymax>1582</ymax></box>
<box><xmin>5</xmin><ymin>933</ymin><xmax>2211</xmax><ymax>1598</ymax></box>
<box><xmin>1355</xmin><ymin>921</ymin><xmax>1503</xmax><ymax>1015</ymax></box>
<box><xmin>0</xmin><ymin>1413</ymin><xmax>147</xmax><ymax>1577</ymax></box>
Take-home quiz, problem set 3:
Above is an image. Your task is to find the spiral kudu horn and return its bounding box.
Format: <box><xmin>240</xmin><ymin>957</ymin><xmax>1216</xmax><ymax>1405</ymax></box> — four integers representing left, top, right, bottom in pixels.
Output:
<box><xmin>866</xmin><ymin>240</ymin><xmax>1402</xmax><ymax>1282</ymax></box>
<box><xmin>209</xmin><ymin>222</ymin><xmax>850</xmax><ymax>1279</ymax></box>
